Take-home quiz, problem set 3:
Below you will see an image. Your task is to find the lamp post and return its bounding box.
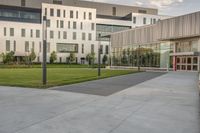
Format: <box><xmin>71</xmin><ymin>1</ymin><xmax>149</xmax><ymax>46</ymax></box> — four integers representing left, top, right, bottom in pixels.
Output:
<box><xmin>98</xmin><ymin>33</ymin><xmax>101</xmax><ymax>77</ymax></box>
<box><xmin>137</xmin><ymin>45</ymin><xmax>141</xmax><ymax>71</ymax></box>
<box><xmin>42</xmin><ymin>16</ymin><xmax>47</xmax><ymax>85</ymax></box>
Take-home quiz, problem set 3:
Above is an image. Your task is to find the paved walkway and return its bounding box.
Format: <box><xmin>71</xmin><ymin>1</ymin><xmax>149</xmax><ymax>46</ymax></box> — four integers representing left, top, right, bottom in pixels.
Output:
<box><xmin>0</xmin><ymin>72</ymin><xmax>199</xmax><ymax>133</ymax></box>
<box><xmin>51</xmin><ymin>72</ymin><xmax>165</xmax><ymax>96</ymax></box>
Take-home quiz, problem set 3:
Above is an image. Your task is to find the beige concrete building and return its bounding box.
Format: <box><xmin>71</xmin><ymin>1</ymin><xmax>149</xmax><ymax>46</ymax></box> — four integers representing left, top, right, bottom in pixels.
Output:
<box><xmin>111</xmin><ymin>11</ymin><xmax>200</xmax><ymax>71</ymax></box>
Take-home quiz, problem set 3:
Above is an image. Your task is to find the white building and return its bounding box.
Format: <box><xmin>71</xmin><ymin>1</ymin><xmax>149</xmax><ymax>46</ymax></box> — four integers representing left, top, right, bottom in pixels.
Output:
<box><xmin>0</xmin><ymin>0</ymin><xmax>170</xmax><ymax>64</ymax></box>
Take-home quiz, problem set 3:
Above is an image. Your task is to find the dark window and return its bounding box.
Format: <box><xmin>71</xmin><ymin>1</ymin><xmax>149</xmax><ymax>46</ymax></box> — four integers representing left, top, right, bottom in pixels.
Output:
<box><xmin>83</xmin><ymin>12</ymin><xmax>86</xmax><ymax>19</ymax></box>
<box><xmin>73</xmin><ymin>21</ymin><xmax>76</xmax><ymax>29</ymax></box>
<box><xmin>60</xmin><ymin>20</ymin><xmax>64</xmax><ymax>28</ymax></box>
<box><xmin>14</xmin><ymin>40</ymin><xmax>16</xmax><ymax>52</ymax></box>
<box><xmin>57</xmin><ymin>9</ymin><xmax>60</xmax><ymax>17</ymax></box>
<box><xmin>50</xmin><ymin>8</ymin><xmax>54</xmax><ymax>16</ymax></box>
<box><xmin>53</xmin><ymin>0</ymin><xmax>62</xmax><ymax>4</ymax></box>
<box><xmin>133</xmin><ymin>17</ymin><xmax>136</xmax><ymax>24</ymax></box>
<box><xmin>21</xmin><ymin>0</ymin><xmax>26</xmax><ymax>7</ymax></box>
<box><xmin>143</xmin><ymin>17</ymin><xmax>146</xmax><ymax>24</ymax></box>
<box><xmin>82</xmin><ymin>44</ymin><xmax>84</xmax><ymax>54</ymax></box>
<box><xmin>89</xmin><ymin>12</ymin><xmax>92</xmax><ymax>20</ymax></box>
<box><xmin>10</xmin><ymin>28</ymin><xmax>14</xmax><ymax>36</ymax></box>
<box><xmin>70</xmin><ymin>10</ymin><xmax>73</xmax><ymax>18</ymax></box>
<box><xmin>91</xmin><ymin>44</ymin><xmax>94</xmax><ymax>53</ymax></box>
<box><xmin>76</xmin><ymin>11</ymin><xmax>78</xmax><ymax>19</ymax></box>
<box><xmin>100</xmin><ymin>45</ymin><xmax>103</xmax><ymax>54</ymax></box>
<box><xmin>105</xmin><ymin>45</ymin><xmax>109</xmax><ymax>54</ymax></box>
<box><xmin>6</xmin><ymin>40</ymin><xmax>10</xmax><ymax>51</ymax></box>
<box><xmin>112</xmin><ymin>7</ymin><xmax>116</xmax><ymax>16</ymax></box>
<box><xmin>138</xmin><ymin>10</ymin><xmax>147</xmax><ymax>14</ymax></box>
<box><xmin>63</xmin><ymin>10</ymin><xmax>66</xmax><ymax>17</ymax></box>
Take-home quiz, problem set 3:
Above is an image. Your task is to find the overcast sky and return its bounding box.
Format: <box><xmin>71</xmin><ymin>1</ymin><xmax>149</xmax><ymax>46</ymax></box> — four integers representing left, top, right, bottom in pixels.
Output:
<box><xmin>84</xmin><ymin>0</ymin><xmax>200</xmax><ymax>16</ymax></box>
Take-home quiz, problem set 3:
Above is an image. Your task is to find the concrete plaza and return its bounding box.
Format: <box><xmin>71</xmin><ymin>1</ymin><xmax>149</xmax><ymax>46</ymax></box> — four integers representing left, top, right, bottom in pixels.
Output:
<box><xmin>0</xmin><ymin>72</ymin><xmax>199</xmax><ymax>133</ymax></box>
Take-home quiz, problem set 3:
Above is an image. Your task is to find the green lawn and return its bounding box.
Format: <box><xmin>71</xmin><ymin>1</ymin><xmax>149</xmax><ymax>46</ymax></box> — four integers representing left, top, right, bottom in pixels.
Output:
<box><xmin>0</xmin><ymin>68</ymin><xmax>137</xmax><ymax>88</ymax></box>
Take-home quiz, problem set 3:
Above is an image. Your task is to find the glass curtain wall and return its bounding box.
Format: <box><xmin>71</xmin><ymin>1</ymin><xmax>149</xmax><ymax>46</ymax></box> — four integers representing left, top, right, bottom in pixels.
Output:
<box><xmin>112</xmin><ymin>42</ymin><xmax>171</xmax><ymax>68</ymax></box>
<box><xmin>96</xmin><ymin>24</ymin><xmax>131</xmax><ymax>41</ymax></box>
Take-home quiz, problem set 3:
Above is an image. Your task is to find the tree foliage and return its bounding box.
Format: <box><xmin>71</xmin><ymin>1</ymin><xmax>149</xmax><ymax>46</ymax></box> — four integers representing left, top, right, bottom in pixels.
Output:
<box><xmin>50</xmin><ymin>51</ymin><xmax>57</xmax><ymax>64</ymax></box>
<box><xmin>68</xmin><ymin>52</ymin><xmax>76</xmax><ymax>64</ymax></box>
<box><xmin>29</xmin><ymin>49</ymin><xmax>36</xmax><ymax>63</ymax></box>
<box><xmin>102</xmin><ymin>54</ymin><xmax>108</xmax><ymax>65</ymax></box>
<box><xmin>86</xmin><ymin>52</ymin><xmax>95</xmax><ymax>65</ymax></box>
<box><xmin>1</xmin><ymin>51</ymin><xmax>15</xmax><ymax>64</ymax></box>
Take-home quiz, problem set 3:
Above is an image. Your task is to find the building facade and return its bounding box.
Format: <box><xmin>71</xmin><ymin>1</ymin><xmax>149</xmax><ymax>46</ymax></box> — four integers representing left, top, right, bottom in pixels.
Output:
<box><xmin>0</xmin><ymin>0</ymin><xmax>169</xmax><ymax>64</ymax></box>
<box><xmin>111</xmin><ymin>11</ymin><xmax>200</xmax><ymax>71</ymax></box>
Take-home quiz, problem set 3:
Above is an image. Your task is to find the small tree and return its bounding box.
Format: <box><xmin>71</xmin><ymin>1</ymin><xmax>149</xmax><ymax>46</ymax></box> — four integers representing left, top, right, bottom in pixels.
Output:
<box><xmin>86</xmin><ymin>52</ymin><xmax>95</xmax><ymax>66</ymax></box>
<box><xmin>68</xmin><ymin>52</ymin><xmax>76</xmax><ymax>64</ymax></box>
<box><xmin>50</xmin><ymin>51</ymin><xmax>57</xmax><ymax>64</ymax></box>
<box><xmin>29</xmin><ymin>49</ymin><xmax>36</xmax><ymax>64</ymax></box>
<box><xmin>102</xmin><ymin>54</ymin><xmax>108</xmax><ymax>65</ymax></box>
<box><xmin>1</xmin><ymin>51</ymin><xmax>15</xmax><ymax>64</ymax></box>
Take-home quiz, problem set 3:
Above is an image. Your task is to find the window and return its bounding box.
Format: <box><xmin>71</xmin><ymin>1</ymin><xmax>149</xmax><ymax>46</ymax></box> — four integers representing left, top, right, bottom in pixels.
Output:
<box><xmin>82</xmin><ymin>32</ymin><xmax>86</xmax><ymax>40</ymax></box>
<box><xmin>63</xmin><ymin>31</ymin><xmax>67</xmax><ymax>39</ymax></box>
<box><xmin>143</xmin><ymin>17</ymin><xmax>146</xmax><ymax>24</ymax></box>
<box><xmin>45</xmin><ymin>8</ymin><xmax>47</xmax><ymax>16</ymax></box>
<box><xmin>50</xmin><ymin>31</ymin><xmax>54</xmax><ymax>39</ymax></box>
<box><xmin>6</xmin><ymin>40</ymin><xmax>10</xmax><ymax>51</ymax></box>
<box><xmin>39</xmin><ymin>42</ymin><xmax>42</xmax><ymax>53</ymax></box>
<box><xmin>21</xmin><ymin>0</ymin><xmax>26</xmax><ymax>6</ymax></box>
<box><xmin>47</xmin><ymin>43</ymin><xmax>50</xmax><ymax>53</ymax></box>
<box><xmin>60</xmin><ymin>20</ymin><xmax>64</xmax><ymax>28</ymax></box>
<box><xmin>80</xmin><ymin>22</ymin><xmax>83</xmax><ymax>30</ymax></box>
<box><xmin>10</xmin><ymin>28</ymin><xmax>14</xmax><ymax>36</ymax></box>
<box><xmin>133</xmin><ymin>17</ymin><xmax>136</xmax><ymax>24</ymax></box>
<box><xmin>21</xmin><ymin>29</ymin><xmax>26</xmax><ymax>37</ymax></box>
<box><xmin>105</xmin><ymin>45</ymin><xmax>109</xmax><ymax>54</ymax></box>
<box><xmin>89</xmin><ymin>12</ymin><xmax>92</xmax><ymax>20</ymax></box>
<box><xmin>68</xmin><ymin>21</ymin><xmax>70</xmax><ymax>29</ymax></box>
<box><xmin>100</xmin><ymin>45</ymin><xmax>103</xmax><ymax>54</ymax></box>
<box><xmin>13</xmin><ymin>41</ymin><xmax>16</xmax><ymax>52</ymax></box>
<box><xmin>91</xmin><ymin>23</ymin><xmax>95</xmax><ymax>30</ymax></box>
<box><xmin>88</xmin><ymin>33</ymin><xmax>92</xmax><ymax>40</ymax></box>
<box><xmin>139</xmin><ymin>10</ymin><xmax>147</xmax><ymax>14</ymax></box>
<box><xmin>47</xmin><ymin>19</ymin><xmax>51</xmax><ymax>27</ymax></box>
<box><xmin>53</xmin><ymin>0</ymin><xmax>62</xmax><ymax>4</ymax></box>
<box><xmin>36</xmin><ymin>30</ymin><xmax>40</xmax><ymax>38</ymax></box>
<box><xmin>112</xmin><ymin>7</ymin><xmax>116</xmax><ymax>16</ymax></box>
<box><xmin>4</xmin><ymin>27</ymin><xmax>6</xmax><ymax>36</ymax></box>
<box><xmin>30</xmin><ymin>29</ymin><xmax>33</xmax><ymax>37</ymax></box>
<box><xmin>70</xmin><ymin>10</ymin><xmax>73</xmax><ymax>18</ymax></box>
<box><xmin>25</xmin><ymin>41</ymin><xmax>29</xmax><ymax>52</ymax></box>
<box><xmin>73</xmin><ymin>21</ymin><xmax>77</xmax><ymax>29</ymax></box>
<box><xmin>153</xmin><ymin>19</ymin><xmax>156</xmax><ymax>24</ymax></box>
<box><xmin>91</xmin><ymin>44</ymin><xmax>94</xmax><ymax>53</ymax></box>
<box><xmin>82</xmin><ymin>44</ymin><xmax>84</xmax><ymax>54</ymax></box>
<box><xmin>63</xmin><ymin>10</ymin><xmax>66</xmax><ymax>17</ymax></box>
<box><xmin>84</xmin><ymin>12</ymin><xmax>86</xmax><ymax>19</ymax></box>
<box><xmin>58</xmin><ymin>31</ymin><xmax>61</xmax><ymax>39</ymax></box>
<box><xmin>57</xmin><ymin>20</ymin><xmax>59</xmax><ymax>28</ymax></box>
<box><xmin>32</xmin><ymin>42</ymin><xmax>35</xmax><ymax>51</ymax></box>
<box><xmin>76</xmin><ymin>11</ymin><xmax>78</xmax><ymax>19</ymax></box>
<box><xmin>50</xmin><ymin>8</ymin><xmax>54</xmax><ymax>16</ymax></box>
<box><xmin>73</xmin><ymin>32</ymin><xmax>76</xmax><ymax>40</ymax></box>
<box><xmin>57</xmin><ymin>9</ymin><xmax>60</xmax><ymax>17</ymax></box>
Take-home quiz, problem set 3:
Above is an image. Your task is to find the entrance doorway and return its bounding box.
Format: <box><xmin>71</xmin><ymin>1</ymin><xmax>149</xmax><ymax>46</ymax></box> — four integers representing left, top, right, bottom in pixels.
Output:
<box><xmin>176</xmin><ymin>56</ymin><xmax>198</xmax><ymax>71</ymax></box>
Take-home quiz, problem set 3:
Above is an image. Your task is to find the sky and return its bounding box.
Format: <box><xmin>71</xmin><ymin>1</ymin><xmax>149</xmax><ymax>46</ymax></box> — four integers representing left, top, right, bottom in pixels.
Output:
<box><xmin>84</xmin><ymin>0</ymin><xmax>200</xmax><ymax>16</ymax></box>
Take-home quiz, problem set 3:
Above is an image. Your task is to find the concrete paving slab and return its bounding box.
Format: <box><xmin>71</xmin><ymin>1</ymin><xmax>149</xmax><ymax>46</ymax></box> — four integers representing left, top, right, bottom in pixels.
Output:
<box><xmin>52</xmin><ymin>72</ymin><xmax>166</xmax><ymax>96</ymax></box>
<box><xmin>0</xmin><ymin>72</ymin><xmax>199</xmax><ymax>133</ymax></box>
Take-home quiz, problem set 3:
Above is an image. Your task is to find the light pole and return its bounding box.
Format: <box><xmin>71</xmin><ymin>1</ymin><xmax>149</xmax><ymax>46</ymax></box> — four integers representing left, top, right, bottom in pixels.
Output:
<box><xmin>42</xmin><ymin>16</ymin><xmax>47</xmax><ymax>85</ymax></box>
<box><xmin>137</xmin><ymin>45</ymin><xmax>141</xmax><ymax>71</ymax></box>
<box><xmin>98</xmin><ymin>33</ymin><xmax>101</xmax><ymax>77</ymax></box>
